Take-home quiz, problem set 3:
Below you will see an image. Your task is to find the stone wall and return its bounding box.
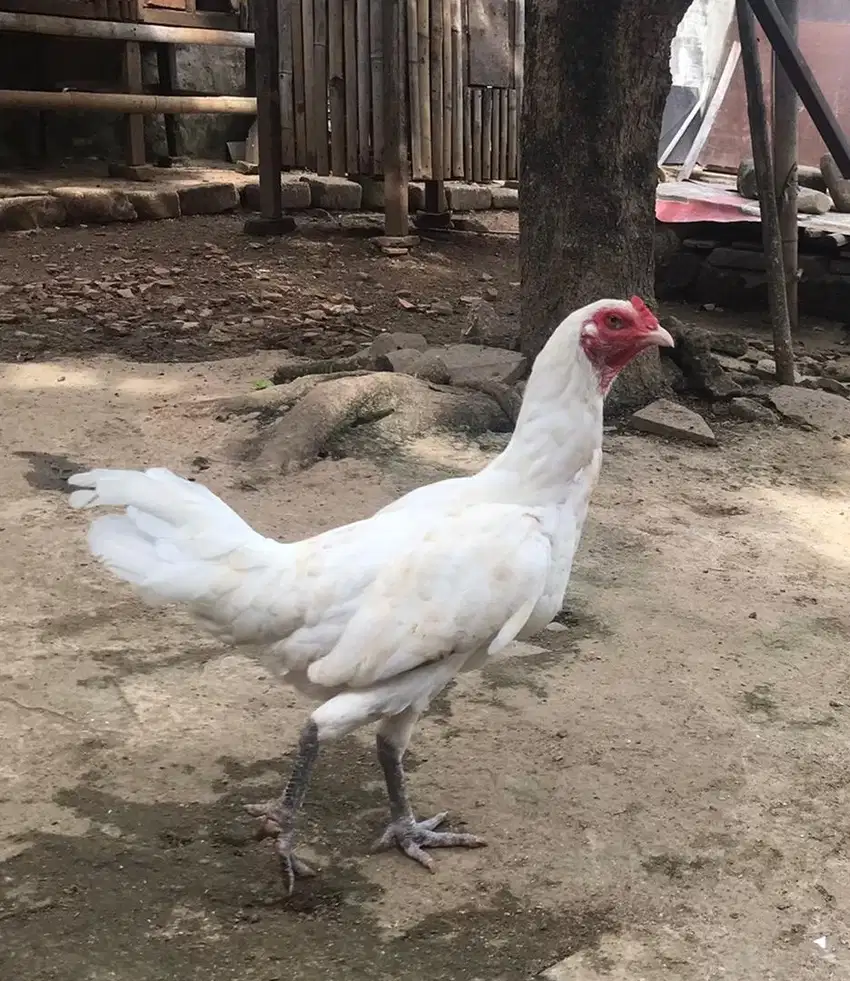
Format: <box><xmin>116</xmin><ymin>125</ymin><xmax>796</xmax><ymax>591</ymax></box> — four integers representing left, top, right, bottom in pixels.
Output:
<box><xmin>655</xmin><ymin>222</ymin><xmax>850</xmax><ymax>321</ymax></box>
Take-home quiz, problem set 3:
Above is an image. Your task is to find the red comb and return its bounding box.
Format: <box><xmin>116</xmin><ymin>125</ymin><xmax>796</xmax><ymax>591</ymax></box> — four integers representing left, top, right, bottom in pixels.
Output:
<box><xmin>630</xmin><ymin>295</ymin><xmax>657</xmax><ymax>325</ymax></box>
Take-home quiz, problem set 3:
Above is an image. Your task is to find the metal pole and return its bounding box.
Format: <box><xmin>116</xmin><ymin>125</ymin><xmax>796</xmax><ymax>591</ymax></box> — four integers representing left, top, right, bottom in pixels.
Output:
<box><xmin>772</xmin><ymin>0</ymin><xmax>799</xmax><ymax>331</ymax></box>
<box><xmin>737</xmin><ymin>0</ymin><xmax>795</xmax><ymax>384</ymax></box>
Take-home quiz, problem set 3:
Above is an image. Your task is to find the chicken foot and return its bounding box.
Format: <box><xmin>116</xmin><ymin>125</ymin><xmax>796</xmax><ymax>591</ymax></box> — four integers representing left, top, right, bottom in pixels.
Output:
<box><xmin>245</xmin><ymin>720</ymin><xmax>320</xmax><ymax>895</ymax></box>
<box><xmin>372</xmin><ymin>710</ymin><xmax>486</xmax><ymax>869</ymax></box>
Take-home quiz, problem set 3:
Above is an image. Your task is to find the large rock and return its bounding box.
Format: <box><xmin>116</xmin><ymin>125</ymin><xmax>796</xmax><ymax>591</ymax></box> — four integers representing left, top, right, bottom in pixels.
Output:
<box><xmin>52</xmin><ymin>186</ymin><xmax>136</xmax><ymax>224</ymax></box>
<box><xmin>490</xmin><ymin>184</ymin><xmax>519</xmax><ymax>209</ymax></box>
<box><xmin>821</xmin><ymin>153</ymin><xmax>850</xmax><ymax>213</ymax></box>
<box><xmin>0</xmin><ymin>194</ymin><xmax>66</xmax><ymax>231</ymax></box>
<box><xmin>177</xmin><ymin>182</ymin><xmax>239</xmax><ymax>215</ymax></box>
<box><xmin>439</xmin><ymin>343</ymin><xmax>527</xmax><ymax>385</ymax></box>
<box><xmin>445</xmin><ymin>182</ymin><xmax>492</xmax><ymax>211</ymax></box>
<box><xmin>754</xmin><ymin>358</ymin><xmax>803</xmax><ymax>383</ymax></box>
<box><xmin>302</xmin><ymin>175</ymin><xmax>362</xmax><ymax>210</ymax></box>
<box><xmin>240</xmin><ymin>179</ymin><xmax>311</xmax><ymax>211</ymax></box>
<box><xmin>370</xmin><ymin>331</ymin><xmax>429</xmax><ymax>359</ymax></box>
<box><xmin>739</xmin><ymin>159</ymin><xmax>829</xmax><ymax>199</ymax></box>
<box><xmin>628</xmin><ymin>398</ymin><xmax>718</xmax><ymax>446</ymax></box>
<box><xmin>769</xmin><ymin>385</ymin><xmax>850</xmax><ymax>435</ymax></box>
<box><xmin>823</xmin><ymin>358</ymin><xmax>850</xmax><ymax>383</ymax></box>
<box><xmin>797</xmin><ymin>187</ymin><xmax>833</xmax><ymax>215</ymax></box>
<box><xmin>660</xmin><ymin>315</ymin><xmax>742</xmax><ymax>401</ymax></box>
<box><xmin>374</xmin><ymin>347</ymin><xmax>450</xmax><ymax>383</ymax></box>
<box><xmin>461</xmin><ymin>299</ymin><xmax>520</xmax><ymax>350</ymax></box>
<box><xmin>126</xmin><ymin>188</ymin><xmax>181</xmax><ymax>220</ymax></box>
<box><xmin>708</xmin><ymin>331</ymin><xmax>749</xmax><ymax>358</ymax></box>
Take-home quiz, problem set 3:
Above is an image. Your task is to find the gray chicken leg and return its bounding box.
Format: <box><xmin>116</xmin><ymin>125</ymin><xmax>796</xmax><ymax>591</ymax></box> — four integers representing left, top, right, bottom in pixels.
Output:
<box><xmin>372</xmin><ymin>708</ymin><xmax>487</xmax><ymax>868</ymax></box>
<box><xmin>245</xmin><ymin>720</ymin><xmax>321</xmax><ymax>895</ymax></box>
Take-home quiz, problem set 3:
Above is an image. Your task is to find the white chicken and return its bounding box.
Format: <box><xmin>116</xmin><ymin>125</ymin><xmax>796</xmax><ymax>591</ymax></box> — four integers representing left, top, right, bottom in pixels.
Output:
<box><xmin>67</xmin><ymin>295</ymin><xmax>673</xmax><ymax>894</ymax></box>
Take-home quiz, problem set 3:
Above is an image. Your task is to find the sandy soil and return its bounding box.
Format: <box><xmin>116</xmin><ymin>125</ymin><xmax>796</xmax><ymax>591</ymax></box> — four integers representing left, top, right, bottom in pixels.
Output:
<box><xmin>2</xmin><ymin>216</ymin><xmax>850</xmax><ymax>981</ymax></box>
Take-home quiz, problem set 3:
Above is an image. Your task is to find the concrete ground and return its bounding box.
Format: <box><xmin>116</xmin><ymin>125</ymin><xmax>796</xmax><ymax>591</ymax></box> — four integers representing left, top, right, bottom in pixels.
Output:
<box><xmin>1</xmin><ymin>218</ymin><xmax>850</xmax><ymax>981</ymax></box>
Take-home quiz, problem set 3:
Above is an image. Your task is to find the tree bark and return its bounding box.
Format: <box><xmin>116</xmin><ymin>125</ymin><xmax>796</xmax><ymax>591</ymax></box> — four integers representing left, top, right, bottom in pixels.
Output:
<box><xmin>519</xmin><ymin>0</ymin><xmax>691</xmax><ymax>413</ymax></box>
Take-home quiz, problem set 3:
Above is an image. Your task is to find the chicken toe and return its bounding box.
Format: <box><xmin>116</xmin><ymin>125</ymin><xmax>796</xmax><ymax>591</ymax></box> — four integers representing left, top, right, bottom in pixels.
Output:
<box><xmin>372</xmin><ymin>813</ymin><xmax>486</xmax><ymax>869</ymax></box>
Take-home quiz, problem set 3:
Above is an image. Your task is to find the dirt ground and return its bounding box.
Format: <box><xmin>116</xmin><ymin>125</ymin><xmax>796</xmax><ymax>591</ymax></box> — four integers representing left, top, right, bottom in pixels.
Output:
<box><xmin>2</xmin><ymin>215</ymin><xmax>850</xmax><ymax>981</ymax></box>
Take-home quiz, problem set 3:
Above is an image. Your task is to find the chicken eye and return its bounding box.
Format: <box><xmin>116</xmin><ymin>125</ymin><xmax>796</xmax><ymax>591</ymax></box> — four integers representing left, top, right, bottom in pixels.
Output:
<box><xmin>605</xmin><ymin>314</ymin><xmax>623</xmax><ymax>330</ymax></box>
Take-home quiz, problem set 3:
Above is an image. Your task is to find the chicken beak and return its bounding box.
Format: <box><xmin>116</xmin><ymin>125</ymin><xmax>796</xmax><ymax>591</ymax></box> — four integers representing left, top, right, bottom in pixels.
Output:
<box><xmin>646</xmin><ymin>324</ymin><xmax>675</xmax><ymax>349</ymax></box>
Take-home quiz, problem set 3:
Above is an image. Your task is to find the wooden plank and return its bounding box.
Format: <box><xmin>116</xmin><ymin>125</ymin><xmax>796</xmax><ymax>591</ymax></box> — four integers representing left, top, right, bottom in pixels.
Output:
<box><xmin>490</xmin><ymin>88</ymin><xmax>499</xmax><ymax>178</ymax></box>
<box><xmin>313</xmin><ymin>0</ymin><xmax>330</xmax><ymax>174</ymax></box>
<box><xmin>481</xmin><ymin>85</ymin><xmax>491</xmax><ymax>181</ymax></box>
<box><xmin>329</xmin><ymin>0</ymin><xmax>346</xmax><ymax>173</ymax></box>
<box><xmin>383</xmin><ymin>0</ymin><xmax>409</xmax><ymax>235</ymax></box>
<box><xmin>450</xmin><ymin>0</ymin><xmax>462</xmax><ymax>176</ymax></box>
<box><xmin>467</xmin><ymin>0</ymin><xmax>511</xmax><ymax>88</ymax></box>
<box><xmin>301</xmin><ymin>0</ymin><xmax>316</xmax><ymax>169</ymax></box>
<box><xmin>291</xmin><ymin>0</ymin><xmax>307</xmax><ymax>166</ymax></box>
<box><xmin>417</xmin><ymin>0</ymin><xmax>432</xmax><ymax>178</ymax></box>
<box><xmin>406</xmin><ymin>0</ymin><xmax>422</xmax><ymax>179</ymax></box>
<box><xmin>279</xmin><ymin>0</ymin><xmax>296</xmax><ymax>167</ymax></box>
<box><xmin>471</xmin><ymin>86</ymin><xmax>482</xmax><ymax>182</ymax></box>
<box><xmin>441</xmin><ymin>0</ymin><xmax>452</xmax><ymax>178</ymax></box>
<box><xmin>498</xmin><ymin>87</ymin><xmax>508</xmax><ymax>179</ymax></box>
<box><xmin>122</xmin><ymin>41</ymin><xmax>145</xmax><ymax>166</ymax></box>
<box><xmin>463</xmin><ymin>85</ymin><xmax>472</xmax><ymax>179</ymax></box>
<box><xmin>429</xmin><ymin>0</ymin><xmax>443</xmax><ymax>180</ymax></box>
<box><xmin>356</xmin><ymin>0</ymin><xmax>371</xmax><ymax>172</ymax></box>
<box><xmin>369</xmin><ymin>0</ymin><xmax>384</xmax><ymax>174</ymax></box>
<box><xmin>343</xmin><ymin>0</ymin><xmax>358</xmax><ymax>174</ymax></box>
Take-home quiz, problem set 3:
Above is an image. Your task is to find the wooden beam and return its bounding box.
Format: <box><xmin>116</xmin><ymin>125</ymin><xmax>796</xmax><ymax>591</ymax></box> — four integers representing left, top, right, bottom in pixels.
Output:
<box><xmin>0</xmin><ymin>11</ymin><xmax>254</xmax><ymax>46</ymax></box>
<box><xmin>252</xmin><ymin>0</ymin><xmax>283</xmax><ymax>219</ymax></box>
<box><xmin>772</xmin><ymin>0</ymin><xmax>799</xmax><ymax>331</ymax></box>
<box><xmin>122</xmin><ymin>40</ymin><xmax>146</xmax><ymax>166</ymax></box>
<box><xmin>736</xmin><ymin>0</ymin><xmax>795</xmax><ymax>384</ymax></box>
<box><xmin>0</xmin><ymin>90</ymin><xmax>257</xmax><ymax>113</ymax></box>
<box><xmin>382</xmin><ymin>0</ymin><xmax>408</xmax><ymax>235</ymax></box>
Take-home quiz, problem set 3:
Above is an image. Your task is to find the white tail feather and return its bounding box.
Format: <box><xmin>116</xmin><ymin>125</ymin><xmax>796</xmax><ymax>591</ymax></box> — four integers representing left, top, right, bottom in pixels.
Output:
<box><xmin>68</xmin><ymin>468</ymin><xmax>292</xmax><ymax>638</ymax></box>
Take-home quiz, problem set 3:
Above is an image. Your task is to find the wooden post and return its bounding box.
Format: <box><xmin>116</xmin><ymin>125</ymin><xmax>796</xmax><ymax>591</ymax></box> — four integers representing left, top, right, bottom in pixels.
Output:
<box><xmin>122</xmin><ymin>41</ymin><xmax>145</xmax><ymax>166</ymax></box>
<box><xmin>772</xmin><ymin>0</ymin><xmax>798</xmax><ymax>331</ymax></box>
<box><xmin>382</xmin><ymin>0</ymin><xmax>410</xmax><ymax>238</ymax></box>
<box><xmin>736</xmin><ymin>0</ymin><xmax>794</xmax><ymax>383</ymax></box>
<box><xmin>245</xmin><ymin>0</ymin><xmax>296</xmax><ymax>235</ymax></box>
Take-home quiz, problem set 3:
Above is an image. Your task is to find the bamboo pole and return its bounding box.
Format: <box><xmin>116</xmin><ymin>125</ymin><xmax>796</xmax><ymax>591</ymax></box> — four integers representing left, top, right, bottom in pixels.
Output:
<box><xmin>442</xmin><ymin>0</ymin><xmax>452</xmax><ymax>178</ymax></box>
<box><xmin>356</xmin><ymin>0</ymin><xmax>371</xmax><ymax>172</ymax></box>
<box><xmin>481</xmin><ymin>85</ymin><xmax>492</xmax><ymax>181</ymax></box>
<box><xmin>302</xmin><ymin>0</ymin><xmax>316</xmax><ymax>169</ymax></box>
<box><xmin>279</xmin><ymin>0</ymin><xmax>296</xmax><ymax>167</ymax></box>
<box><xmin>329</xmin><ymin>0</ymin><xmax>346</xmax><ymax>173</ymax></box>
<box><xmin>773</xmin><ymin>0</ymin><xmax>799</xmax><ymax>331</ymax></box>
<box><xmin>450</xmin><ymin>0</ymin><xmax>462</xmax><ymax>176</ymax></box>
<box><xmin>291</xmin><ymin>0</ymin><xmax>307</xmax><ymax>165</ymax></box>
<box><xmin>406</xmin><ymin>0</ymin><xmax>422</xmax><ymax>179</ymax></box>
<box><xmin>0</xmin><ymin>11</ymin><xmax>255</xmax><ymax>46</ymax></box>
<box><xmin>736</xmin><ymin>0</ymin><xmax>795</xmax><ymax>384</ymax></box>
<box><xmin>471</xmin><ymin>86</ymin><xmax>482</xmax><ymax>182</ymax></box>
<box><xmin>429</xmin><ymin>0</ymin><xmax>444</xmax><ymax>180</ymax></box>
<box><xmin>417</xmin><ymin>0</ymin><xmax>432</xmax><ymax>177</ymax></box>
<box><xmin>343</xmin><ymin>0</ymin><xmax>358</xmax><ymax>173</ymax></box>
<box><xmin>313</xmin><ymin>0</ymin><xmax>330</xmax><ymax>174</ymax></box>
<box><xmin>0</xmin><ymin>89</ymin><xmax>257</xmax><ymax>113</ymax></box>
<box><xmin>369</xmin><ymin>0</ymin><xmax>384</xmax><ymax>174</ymax></box>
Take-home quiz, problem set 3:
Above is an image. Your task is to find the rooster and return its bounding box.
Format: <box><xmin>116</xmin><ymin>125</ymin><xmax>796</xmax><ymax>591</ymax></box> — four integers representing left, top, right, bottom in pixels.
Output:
<box><xmin>67</xmin><ymin>296</ymin><xmax>673</xmax><ymax>894</ymax></box>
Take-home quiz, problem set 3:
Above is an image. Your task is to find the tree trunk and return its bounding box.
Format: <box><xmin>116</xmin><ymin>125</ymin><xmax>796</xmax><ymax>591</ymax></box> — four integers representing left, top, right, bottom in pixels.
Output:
<box><xmin>519</xmin><ymin>0</ymin><xmax>691</xmax><ymax>413</ymax></box>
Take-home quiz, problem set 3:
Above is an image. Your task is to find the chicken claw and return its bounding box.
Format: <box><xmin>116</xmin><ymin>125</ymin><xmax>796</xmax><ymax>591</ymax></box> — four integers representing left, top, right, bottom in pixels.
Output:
<box><xmin>245</xmin><ymin>800</ymin><xmax>318</xmax><ymax>895</ymax></box>
<box><xmin>372</xmin><ymin>812</ymin><xmax>486</xmax><ymax>870</ymax></box>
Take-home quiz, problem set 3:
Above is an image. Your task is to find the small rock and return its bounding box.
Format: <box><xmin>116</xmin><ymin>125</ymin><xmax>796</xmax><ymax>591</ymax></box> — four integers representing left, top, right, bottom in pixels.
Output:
<box><xmin>797</xmin><ymin>187</ymin><xmax>833</xmax><ymax>215</ymax></box>
<box><xmin>628</xmin><ymin>398</ymin><xmax>718</xmax><ymax>446</ymax></box>
<box><xmin>709</xmin><ymin>331</ymin><xmax>749</xmax><ymax>358</ymax></box>
<box><xmin>823</xmin><ymin>358</ymin><xmax>850</xmax><ymax>383</ymax></box>
<box><xmin>439</xmin><ymin>343</ymin><xmax>527</xmax><ymax>386</ymax></box>
<box><xmin>397</xmin><ymin>297</ymin><xmax>417</xmax><ymax>310</ymax></box>
<box><xmin>374</xmin><ymin>348</ymin><xmax>450</xmax><ymax>384</ymax></box>
<box><xmin>800</xmin><ymin>375</ymin><xmax>849</xmax><ymax>396</ymax></box>
<box><xmin>754</xmin><ymin>358</ymin><xmax>803</xmax><ymax>383</ymax></box>
<box><xmin>769</xmin><ymin>385</ymin><xmax>850</xmax><ymax>435</ymax></box>
<box><xmin>660</xmin><ymin>316</ymin><xmax>742</xmax><ymax>400</ymax></box>
<box><xmin>461</xmin><ymin>298</ymin><xmax>519</xmax><ymax>350</ymax></box>
<box><xmin>729</xmin><ymin>397</ymin><xmax>778</xmax><ymax>423</ymax></box>
<box><xmin>370</xmin><ymin>331</ymin><xmax>429</xmax><ymax>359</ymax></box>
<box><xmin>429</xmin><ymin>299</ymin><xmax>453</xmax><ymax>315</ymax></box>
